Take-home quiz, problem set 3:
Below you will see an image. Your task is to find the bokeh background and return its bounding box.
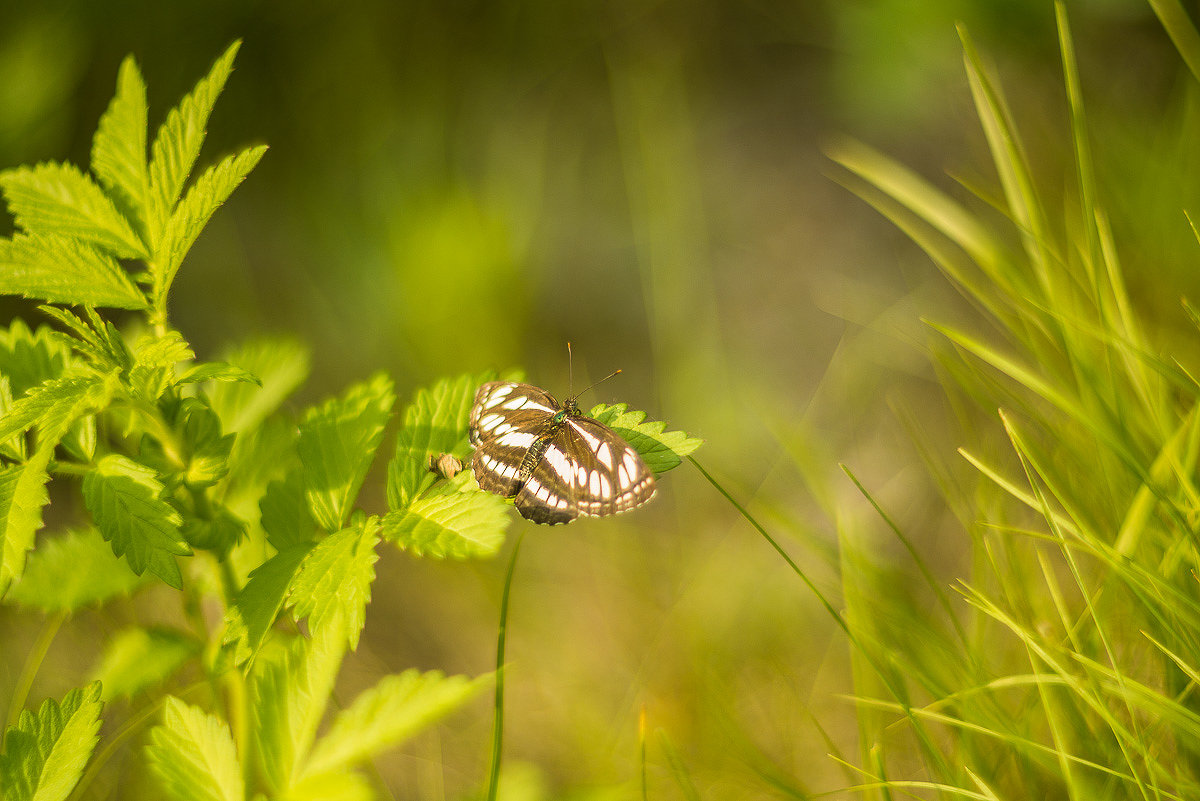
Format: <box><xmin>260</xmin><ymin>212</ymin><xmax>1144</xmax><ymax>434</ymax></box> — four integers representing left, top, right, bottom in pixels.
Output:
<box><xmin>2</xmin><ymin>1</ymin><xmax>1198</xmax><ymax>798</ymax></box>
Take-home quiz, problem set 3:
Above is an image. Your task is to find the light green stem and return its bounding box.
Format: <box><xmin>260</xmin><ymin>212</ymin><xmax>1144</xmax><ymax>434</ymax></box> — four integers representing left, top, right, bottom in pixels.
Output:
<box><xmin>5</xmin><ymin>610</ymin><xmax>67</xmax><ymax>731</ymax></box>
<box><xmin>486</xmin><ymin>530</ymin><xmax>525</xmax><ymax>801</ymax></box>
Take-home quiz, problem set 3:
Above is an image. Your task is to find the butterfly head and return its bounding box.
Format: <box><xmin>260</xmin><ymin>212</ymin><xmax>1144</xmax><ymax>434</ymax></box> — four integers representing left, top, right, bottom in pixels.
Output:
<box><xmin>554</xmin><ymin>397</ymin><xmax>582</xmax><ymax>422</ymax></box>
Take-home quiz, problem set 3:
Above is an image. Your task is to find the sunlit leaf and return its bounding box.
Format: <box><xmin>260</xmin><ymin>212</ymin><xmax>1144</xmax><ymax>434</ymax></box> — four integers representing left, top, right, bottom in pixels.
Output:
<box><xmin>260</xmin><ymin>471</ymin><xmax>316</xmax><ymax>552</ymax></box>
<box><xmin>298</xmin><ymin>373</ymin><xmax>394</xmax><ymax>531</ymax></box>
<box><xmin>37</xmin><ymin>305</ymin><xmax>132</xmax><ymax>373</ymax></box>
<box><xmin>91</xmin><ymin>54</ymin><xmax>149</xmax><ymax>226</ymax></box>
<box><xmin>0</xmin><ymin>318</ymin><xmax>72</xmax><ymax>397</ymax></box>
<box><xmin>306</xmin><ymin>669</ymin><xmax>483</xmax><ymax>777</ymax></box>
<box><xmin>130</xmin><ymin>330</ymin><xmax>194</xmax><ymax>401</ymax></box>
<box><xmin>276</xmin><ymin>770</ymin><xmax>372</xmax><ymax>801</ymax></box>
<box><xmin>0</xmin><ymin>683</ymin><xmax>104</xmax><ymax>801</ymax></box>
<box><xmin>177</xmin><ymin>361</ymin><xmax>261</xmax><ymax>386</ymax></box>
<box><xmin>0</xmin><ymin>447</ymin><xmax>52</xmax><ymax>599</ymax></box>
<box><xmin>382</xmin><ymin>475</ymin><xmax>507</xmax><ymax>560</ymax></box>
<box><xmin>222</xmin><ymin>542</ymin><xmax>313</xmax><ymax>667</ymax></box>
<box><xmin>0</xmin><ymin>371</ymin><xmax>117</xmax><ymax>447</ymax></box>
<box><xmin>207</xmin><ymin>338</ymin><xmax>309</xmax><ymax>436</ymax></box>
<box><xmin>154</xmin><ymin>146</ymin><xmax>267</xmax><ymax>307</ymax></box>
<box><xmin>251</xmin><ymin>623</ymin><xmax>344</xmax><ymax>794</ymax></box>
<box><xmin>588</xmin><ymin>402</ymin><xmax>703</xmax><ymax>474</ymax></box>
<box><xmin>91</xmin><ymin>627</ymin><xmax>198</xmax><ymax>700</ymax></box>
<box><xmin>0</xmin><ymin>233</ymin><xmax>145</xmax><ymax>309</ymax></box>
<box><xmin>146</xmin><ymin>41</ymin><xmax>241</xmax><ymax>252</ymax></box>
<box><xmin>82</xmin><ymin>455</ymin><xmax>191</xmax><ymax>588</ymax></box>
<box><xmin>7</xmin><ymin>527</ymin><xmax>147</xmax><ymax>612</ymax></box>
<box><xmin>387</xmin><ymin>372</ymin><xmax>483</xmax><ymax>511</ymax></box>
<box><xmin>146</xmin><ymin>696</ymin><xmax>244</xmax><ymax>801</ymax></box>
<box><xmin>287</xmin><ymin>521</ymin><xmax>379</xmax><ymax>650</ymax></box>
<box><xmin>0</xmin><ymin>161</ymin><xmax>147</xmax><ymax>258</ymax></box>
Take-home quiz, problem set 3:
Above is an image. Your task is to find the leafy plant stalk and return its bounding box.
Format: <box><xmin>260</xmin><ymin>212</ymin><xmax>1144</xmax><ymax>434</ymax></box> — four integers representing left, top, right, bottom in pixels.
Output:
<box><xmin>0</xmin><ymin>38</ymin><xmax>702</xmax><ymax>801</ymax></box>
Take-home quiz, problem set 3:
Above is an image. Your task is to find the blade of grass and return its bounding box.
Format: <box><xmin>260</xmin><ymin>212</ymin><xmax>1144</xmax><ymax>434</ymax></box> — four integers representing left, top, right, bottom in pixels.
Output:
<box><xmin>1055</xmin><ymin>3</ymin><xmax>1100</xmax><ymax>292</ymax></box>
<box><xmin>1148</xmin><ymin>0</ymin><xmax>1200</xmax><ymax>85</ymax></box>
<box><xmin>485</xmin><ymin>530</ymin><xmax>524</xmax><ymax>801</ymax></box>
<box><xmin>690</xmin><ymin>456</ymin><xmax>955</xmax><ymax>782</ymax></box>
<box><xmin>841</xmin><ymin>464</ymin><xmax>970</xmax><ymax>654</ymax></box>
<box><xmin>959</xmin><ymin>25</ymin><xmax>1054</xmax><ymax>298</ymax></box>
<box><xmin>998</xmin><ymin>409</ymin><xmax>1150</xmax><ymax>798</ymax></box>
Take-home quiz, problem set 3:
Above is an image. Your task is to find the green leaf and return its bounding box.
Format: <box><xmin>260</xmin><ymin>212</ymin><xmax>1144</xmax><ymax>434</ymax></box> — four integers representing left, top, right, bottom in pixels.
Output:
<box><xmin>0</xmin><ymin>233</ymin><xmax>146</xmax><ymax>309</ymax></box>
<box><xmin>0</xmin><ymin>162</ymin><xmax>147</xmax><ymax>258</ymax></box>
<box><xmin>146</xmin><ymin>41</ymin><xmax>240</xmax><ymax>253</ymax></box>
<box><xmin>0</xmin><ymin>447</ymin><xmax>52</xmax><ymax>600</ymax></box>
<box><xmin>91</xmin><ymin>54</ymin><xmax>149</xmax><ymax>226</ymax></box>
<box><xmin>0</xmin><ymin>319</ymin><xmax>72</xmax><ymax>398</ymax></box>
<box><xmin>960</xmin><ymin>28</ymin><xmax>1052</xmax><ymax>285</ymax></box>
<box><xmin>145</xmin><ymin>696</ymin><xmax>245</xmax><ymax>801</ymax></box>
<box><xmin>0</xmin><ymin>377</ymin><xmax>23</xmax><ymax>461</ymax></box>
<box><xmin>177</xmin><ymin>361</ymin><xmax>260</xmax><ymax>386</ymax></box>
<box><xmin>57</xmin><ymin>414</ymin><xmax>97</xmax><ymax>464</ymax></box>
<box><xmin>82</xmin><ymin>454</ymin><xmax>191</xmax><ymax>589</ymax></box>
<box><xmin>387</xmin><ymin>372</ymin><xmax>483</xmax><ymax>511</ymax></box>
<box><xmin>129</xmin><ymin>330</ymin><xmax>194</xmax><ymax>401</ymax></box>
<box><xmin>90</xmin><ymin>627</ymin><xmax>198</xmax><ymax>700</ymax></box>
<box><xmin>140</xmin><ymin>397</ymin><xmax>235</xmax><ymax>490</ymax></box>
<box><xmin>305</xmin><ymin>669</ymin><xmax>483</xmax><ymax>778</ymax></box>
<box><xmin>222</xmin><ymin>542</ymin><xmax>313</xmax><ymax>667</ymax></box>
<box><xmin>382</xmin><ymin>475</ymin><xmax>508</xmax><ymax>560</ymax></box>
<box><xmin>154</xmin><ymin>146</ymin><xmax>267</xmax><ymax>308</ymax></box>
<box><xmin>0</xmin><ymin>682</ymin><xmax>104</xmax><ymax>801</ymax></box>
<box><xmin>207</xmin><ymin>338</ymin><xmax>309</xmax><ymax>436</ymax></box>
<box><xmin>38</xmin><ymin>306</ymin><xmax>133</xmax><ymax>373</ymax></box>
<box><xmin>298</xmin><ymin>373</ymin><xmax>394</xmax><ymax>532</ymax></box>
<box><xmin>173</xmin><ymin>398</ymin><xmax>235</xmax><ymax>489</ymax></box>
<box><xmin>260</xmin><ymin>471</ymin><xmax>317</xmax><ymax>551</ymax></box>
<box><xmin>133</xmin><ymin>331</ymin><xmax>195</xmax><ymax>368</ymax></box>
<box><xmin>1149</xmin><ymin>0</ymin><xmax>1200</xmax><ymax>86</ymax></box>
<box><xmin>287</xmin><ymin>521</ymin><xmax>380</xmax><ymax>650</ymax></box>
<box><xmin>0</xmin><ymin>371</ymin><xmax>117</xmax><ymax>448</ymax></box>
<box><xmin>0</xmin><ymin>373</ymin><xmax>115</xmax><ymax>597</ymax></box>
<box><xmin>588</xmin><ymin>402</ymin><xmax>703</xmax><ymax>474</ymax></box>
<box><xmin>6</xmin><ymin>527</ymin><xmax>147</xmax><ymax>612</ymax></box>
<box><xmin>274</xmin><ymin>770</ymin><xmax>372</xmax><ymax>801</ymax></box>
<box><xmin>182</xmin><ymin>507</ymin><xmax>245</xmax><ymax>557</ymax></box>
<box><xmin>251</xmin><ymin>623</ymin><xmax>344</xmax><ymax>795</ymax></box>
<box><xmin>222</xmin><ymin>416</ymin><xmax>298</xmax><ymax>502</ymax></box>
<box><xmin>0</xmin><ymin>321</ymin><xmax>75</xmax><ymax>464</ymax></box>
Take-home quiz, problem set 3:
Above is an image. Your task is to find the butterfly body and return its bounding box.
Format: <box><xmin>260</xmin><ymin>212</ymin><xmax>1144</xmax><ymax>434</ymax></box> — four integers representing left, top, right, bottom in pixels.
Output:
<box><xmin>469</xmin><ymin>381</ymin><xmax>656</xmax><ymax>525</ymax></box>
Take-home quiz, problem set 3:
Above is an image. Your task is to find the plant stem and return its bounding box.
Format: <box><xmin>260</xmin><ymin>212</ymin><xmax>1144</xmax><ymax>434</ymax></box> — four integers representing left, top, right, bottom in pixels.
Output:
<box><xmin>5</xmin><ymin>610</ymin><xmax>67</xmax><ymax>730</ymax></box>
<box><xmin>48</xmin><ymin>460</ymin><xmax>95</xmax><ymax>477</ymax></box>
<box><xmin>640</xmin><ymin>705</ymin><xmax>648</xmax><ymax>801</ymax></box>
<box><xmin>222</xmin><ymin>667</ymin><xmax>249</xmax><ymax>783</ymax></box>
<box><xmin>486</xmin><ymin>529</ymin><xmax>525</xmax><ymax>801</ymax></box>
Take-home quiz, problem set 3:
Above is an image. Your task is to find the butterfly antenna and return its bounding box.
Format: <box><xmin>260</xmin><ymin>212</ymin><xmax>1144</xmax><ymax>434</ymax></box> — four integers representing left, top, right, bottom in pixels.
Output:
<box><xmin>567</xmin><ymin>341</ymin><xmax>574</xmax><ymax>397</ymax></box>
<box><xmin>572</xmin><ymin>369</ymin><xmax>622</xmax><ymax>401</ymax></box>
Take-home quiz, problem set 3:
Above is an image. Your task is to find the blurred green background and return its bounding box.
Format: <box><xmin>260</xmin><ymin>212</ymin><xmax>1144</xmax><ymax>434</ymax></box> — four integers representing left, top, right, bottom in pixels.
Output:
<box><xmin>2</xmin><ymin>0</ymin><xmax>1198</xmax><ymax>798</ymax></box>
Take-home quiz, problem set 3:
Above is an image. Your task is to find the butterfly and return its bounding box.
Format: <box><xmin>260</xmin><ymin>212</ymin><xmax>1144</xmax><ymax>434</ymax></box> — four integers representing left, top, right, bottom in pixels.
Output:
<box><xmin>468</xmin><ymin>380</ymin><xmax>657</xmax><ymax>525</ymax></box>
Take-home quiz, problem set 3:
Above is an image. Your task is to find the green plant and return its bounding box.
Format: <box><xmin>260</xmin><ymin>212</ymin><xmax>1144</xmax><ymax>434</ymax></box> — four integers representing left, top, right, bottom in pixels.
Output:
<box><xmin>810</xmin><ymin>2</ymin><xmax>1200</xmax><ymax>798</ymax></box>
<box><xmin>0</xmin><ymin>42</ymin><xmax>698</xmax><ymax>801</ymax></box>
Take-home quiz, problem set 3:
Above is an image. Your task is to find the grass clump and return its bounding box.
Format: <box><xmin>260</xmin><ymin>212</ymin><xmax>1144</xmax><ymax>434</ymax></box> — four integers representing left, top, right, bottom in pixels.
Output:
<box><xmin>821</xmin><ymin>4</ymin><xmax>1200</xmax><ymax>798</ymax></box>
